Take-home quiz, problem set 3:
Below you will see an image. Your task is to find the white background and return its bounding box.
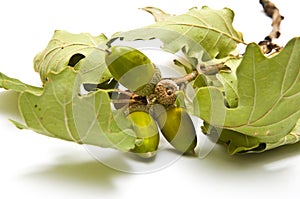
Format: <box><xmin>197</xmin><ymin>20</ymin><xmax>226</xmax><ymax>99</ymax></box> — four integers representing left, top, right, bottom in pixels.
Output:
<box><xmin>0</xmin><ymin>0</ymin><xmax>300</xmax><ymax>198</ymax></box>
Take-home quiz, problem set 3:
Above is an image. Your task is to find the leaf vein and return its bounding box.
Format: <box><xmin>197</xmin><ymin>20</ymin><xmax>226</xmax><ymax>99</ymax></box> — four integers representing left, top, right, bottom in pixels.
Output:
<box><xmin>247</xmin><ymin>54</ymin><xmax>257</xmax><ymax>125</ymax></box>
<box><xmin>167</xmin><ymin>23</ymin><xmax>245</xmax><ymax>44</ymax></box>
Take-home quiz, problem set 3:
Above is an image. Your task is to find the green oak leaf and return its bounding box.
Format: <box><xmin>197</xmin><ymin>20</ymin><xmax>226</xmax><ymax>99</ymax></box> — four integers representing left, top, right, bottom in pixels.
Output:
<box><xmin>112</xmin><ymin>6</ymin><xmax>244</xmax><ymax>62</ymax></box>
<box><xmin>141</xmin><ymin>7</ymin><xmax>173</xmax><ymax>22</ymax></box>
<box><xmin>193</xmin><ymin>73</ymin><xmax>210</xmax><ymax>88</ymax></box>
<box><xmin>194</xmin><ymin>37</ymin><xmax>300</xmax><ymax>145</ymax></box>
<box><xmin>263</xmin><ymin>118</ymin><xmax>300</xmax><ymax>152</ymax></box>
<box><xmin>0</xmin><ymin>72</ymin><xmax>42</xmax><ymax>94</ymax></box>
<box><xmin>75</xmin><ymin>48</ymin><xmax>112</xmax><ymax>84</ymax></box>
<box><xmin>201</xmin><ymin>122</ymin><xmax>261</xmax><ymax>154</ymax></box>
<box><xmin>16</xmin><ymin>67</ymin><xmax>136</xmax><ymax>151</ymax></box>
<box><xmin>34</xmin><ymin>30</ymin><xmax>109</xmax><ymax>84</ymax></box>
<box><xmin>216</xmin><ymin>58</ymin><xmax>241</xmax><ymax>108</ymax></box>
<box><xmin>203</xmin><ymin>118</ymin><xmax>300</xmax><ymax>154</ymax></box>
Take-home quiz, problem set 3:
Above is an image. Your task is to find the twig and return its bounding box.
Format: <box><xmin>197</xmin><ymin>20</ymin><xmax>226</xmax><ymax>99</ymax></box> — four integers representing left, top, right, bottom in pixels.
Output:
<box><xmin>171</xmin><ymin>70</ymin><xmax>199</xmax><ymax>85</ymax></box>
<box><xmin>198</xmin><ymin>63</ymin><xmax>227</xmax><ymax>76</ymax></box>
<box><xmin>102</xmin><ymin>89</ymin><xmax>133</xmax><ymax>97</ymax></box>
<box><xmin>169</xmin><ymin>62</ymin><xmax>228</xmax><ymax>86</ymax></box>
<box><xmin>259</xmin><ymin>0</ymin><xmax>284</xmax><ymax>54</ymax></box>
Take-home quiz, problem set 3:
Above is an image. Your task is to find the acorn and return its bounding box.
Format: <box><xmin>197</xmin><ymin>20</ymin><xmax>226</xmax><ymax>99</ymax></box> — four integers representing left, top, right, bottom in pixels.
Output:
<box><xmin>105</xmin><ymin>46</ymin><xmax>161</xmax><ymax>96</ymax></box>
<box><xmin>127</xmin><ymin>110</ymin><xmax>160</xmax><ymax>158</ymax></box>
<box><xmin>155</xmin><ymin>106</ymin><xmax>197</xmax><ymax>155</ymax></box>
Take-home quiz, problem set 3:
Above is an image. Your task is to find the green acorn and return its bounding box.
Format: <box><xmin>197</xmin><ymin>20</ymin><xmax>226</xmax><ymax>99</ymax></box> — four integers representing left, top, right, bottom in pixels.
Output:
<box><xmin>155</xmin><ymin>106</ymin><xmax>197</xmax><ymax>155</ymax></box>
<box><xmin>105</xmin><ymin>46</ymin><xmax>161</xmax><ymax>96</ymax></box>
<box><xmin>127</xmin><ymin>111</ymin><xmax>160</xmax><ymax>158</ymax></box>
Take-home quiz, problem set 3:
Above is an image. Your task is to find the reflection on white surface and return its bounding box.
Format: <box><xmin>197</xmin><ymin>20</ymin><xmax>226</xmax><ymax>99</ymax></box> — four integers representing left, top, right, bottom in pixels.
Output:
<box><xmin>84</xmin><ymin>142</ymin><xmax>182</xmax><ymax>174</ymax></box>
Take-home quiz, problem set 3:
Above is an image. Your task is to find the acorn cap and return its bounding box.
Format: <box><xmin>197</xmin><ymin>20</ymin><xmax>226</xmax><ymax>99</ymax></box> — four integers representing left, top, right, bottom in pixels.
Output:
<box><xmin>134</xmin><ymin>67</ymin><xmax>161</xmax><ymax>96</ymax></box>
<box><xmin>154</xmin><ymin>79</ymin><xmax>178</xmax><ymax>105</ymax></box>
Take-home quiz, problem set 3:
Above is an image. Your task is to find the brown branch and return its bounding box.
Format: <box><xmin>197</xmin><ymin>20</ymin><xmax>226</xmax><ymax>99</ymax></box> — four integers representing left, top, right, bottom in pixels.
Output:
<box><xmin>171</xmin><ymin>70</ymin><xmax>199</xmax><ymax>85</ymax></box>
<box><xmin>259</xmin><ymin>0</ymin><xmax>284</xmax><ymax>54</ymax></box>
<box><xmin>168</xmin><ymin>62</ymin><xmax>227</xmax><ymax>87</ymax></box>
<box><xmin>198</xmin><ymin>63</ymin><xmax>227</xmax><ymax>75</ymax></box>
